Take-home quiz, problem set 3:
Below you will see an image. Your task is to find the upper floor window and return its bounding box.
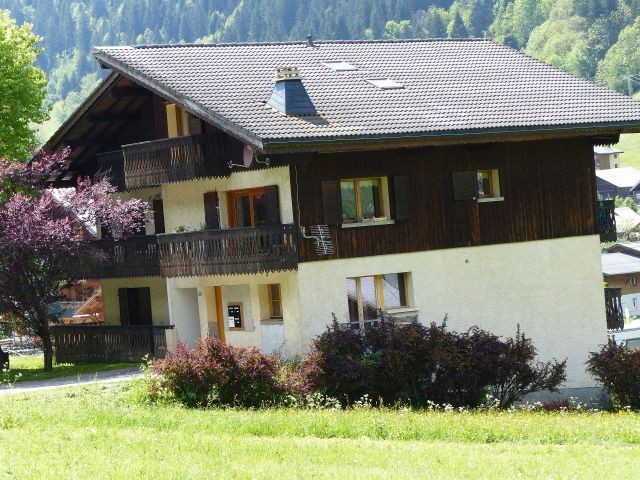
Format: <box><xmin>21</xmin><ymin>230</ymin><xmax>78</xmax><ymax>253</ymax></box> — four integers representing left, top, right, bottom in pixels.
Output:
<box><xmin>227</xmin><ymin>186</ymin><xmax>280</xmax><ymax>228</ymax></box>
<box><xmin>346</xmin><ymin>272</ymin><xmax>409</xmax><ymax>329</ymax></box>
<box><xmin>321</xmin><ymin>176</ymin><xmax>410</xmax><ymax>227</ymax></box>
<box><xmin>453</xmin><ymin>169</ymin><xmax>502</xmax><ymax>202</ymax></box>
<box><xmin>630</xmin><ymin>275</ymin><xmax>638</xmax><ymax>287</ymax></box>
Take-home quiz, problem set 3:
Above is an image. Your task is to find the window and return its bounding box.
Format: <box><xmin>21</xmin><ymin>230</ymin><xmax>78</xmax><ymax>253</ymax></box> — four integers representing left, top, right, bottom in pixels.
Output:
<box><xmin>322</xmin><ymin>61</ymin><xmax>358</xmax><ymax>71</ymax></box>
<box><xmin>340</xmin><ymin>178</ymin><xmax>385</xmax><ymax>223</ymax></box>
<box><xmin>630</xmin><ymin>276</ymin><xmax>638</xmax><ymax>287</ymax></box>
<box><xmin>227</xmin><ymin>186</ymin><xmax>279</xmax><ymax>228</ymax></box>
<box><xmin>346</xmin><ymin>273</ymin><xmax>408</xmax><ymax>329</ymax></box>
<box><xmin>633</xmin><ymin>298</ymin><xmax>637</xmax><ymax>308</ymax></box>
<box><xmin>366</xmin><ymin>78</ymin><xmax>404</xmax><ymax>90</ymax></box>
<box><xmin>452</xmin><ymin>169</ymin><xmax>502</xmax><ymax>202</ymax></box>
<box><xmin>268</xmin><ymin>284</ymin><xmax>283</xmax><ymax>319</ymax></box>
<box><xmin>165</xmin><ymin>103</ymin><xmax>190</xmax><ymax>138</ymax></box>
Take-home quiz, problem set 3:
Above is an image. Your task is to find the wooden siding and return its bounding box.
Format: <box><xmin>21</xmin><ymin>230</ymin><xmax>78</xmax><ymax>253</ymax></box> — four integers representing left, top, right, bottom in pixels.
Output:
<box><xmin>291</xmin><ymin>138</ymin><xmax>598</xmax><ymax>263</ymax></box>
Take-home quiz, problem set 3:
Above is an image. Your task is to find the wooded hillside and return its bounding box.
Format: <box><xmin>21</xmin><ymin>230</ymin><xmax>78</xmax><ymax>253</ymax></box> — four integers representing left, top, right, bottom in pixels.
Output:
<box><xmin>2</xmin><ymin>0</ymin><xmax>640</xmax><ymax>138</ymax></box>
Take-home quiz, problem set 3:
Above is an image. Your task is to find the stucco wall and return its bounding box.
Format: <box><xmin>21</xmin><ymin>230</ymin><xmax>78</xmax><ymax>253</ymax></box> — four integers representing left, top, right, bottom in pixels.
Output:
<box><xmin>101</xmin><ymin>277</ymin><xmax>170</xmax><ymax>325</ymax></box>
<box><xmin>161</xmin><ymin>166</ymin><xmax>293</xmax><ymax>233</ymax></box>
<box><xmin>167</xmin><ymin>270</ymin><xmax>301</xmax><ymax>354</ymax></box>
<box><xmin>296</xmin><ymin>235</ymin><xmax>607</xmax><ymax>388</ymax></box>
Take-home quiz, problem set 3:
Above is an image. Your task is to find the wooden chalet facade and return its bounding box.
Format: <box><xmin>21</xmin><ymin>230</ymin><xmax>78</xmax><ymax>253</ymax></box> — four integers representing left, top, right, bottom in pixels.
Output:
<box><xmin>44</xmin><ymin>39</ymin><xmax>640</xmax><ymax>392</ymax></box>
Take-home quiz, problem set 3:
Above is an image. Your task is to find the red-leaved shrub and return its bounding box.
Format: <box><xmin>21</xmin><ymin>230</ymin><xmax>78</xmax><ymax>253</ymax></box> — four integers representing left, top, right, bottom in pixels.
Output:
<box><xmin>587</xmin><ymin>340</ymin><xmax>640</xmax><ymax>410</ymax></box>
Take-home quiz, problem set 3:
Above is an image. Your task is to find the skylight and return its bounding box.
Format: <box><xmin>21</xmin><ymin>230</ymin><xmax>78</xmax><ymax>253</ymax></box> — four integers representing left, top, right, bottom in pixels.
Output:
<box><xmin>366</xmin><ymin>78</ymin><xmax>404</xmax><ymax>90</ymax></box>
<box><xmin>322</xmin><ymin>61</ymin><xmax>358</xmax><ymax>72</ymax></box>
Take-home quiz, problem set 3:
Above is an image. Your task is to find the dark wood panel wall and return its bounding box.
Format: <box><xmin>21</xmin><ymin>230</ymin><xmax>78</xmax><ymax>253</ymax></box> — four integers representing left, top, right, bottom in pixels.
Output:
<box><xmin>291</xmin><ymin>138</ymin><xmax>597</xmax><ymax>263</ymax></box>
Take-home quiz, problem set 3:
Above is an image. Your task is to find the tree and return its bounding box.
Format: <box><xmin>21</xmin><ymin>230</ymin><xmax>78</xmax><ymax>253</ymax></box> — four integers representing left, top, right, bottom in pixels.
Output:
<box><xmin>0</xmin><ymin>150</ymin><xmax>148</xmax><ymax>370</ymax></box>
<box><xmin>0</xmin><ymin>10</ymin><xmax>48</xmax><ymax>161</ymax></box>
<box><xmin>447</xmin><ymin>11</ymin><xmax>469</xmax><ymax>38</ymax></box>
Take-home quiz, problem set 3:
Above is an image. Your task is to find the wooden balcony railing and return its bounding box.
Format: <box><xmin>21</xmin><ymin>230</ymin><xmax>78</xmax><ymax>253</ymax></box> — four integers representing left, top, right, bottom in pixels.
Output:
<box><xmin>75</xmin><ymin>235</ymin><xmax>161</xmax><ymax>279</ymax></box>
<box><xmin>96</xmin><ymin>150</ymin><xmax>126</xmax><ymax>191</ymax></box>
<box><xmin>122</xmin><ymin>133</ymin><xmax>229</xmax><ymax>189</ymax></box>
<box><xmin>605</xmin><ymin>287</ymin><xmax>624</xmax><ymax>331</ymax></box>
<box><xmin>598</xmin><ymin>199</ymin><xmax>617</xmax><ymax>242</ymax></box>
<box><xmin>157</xmin><ymin>224</ymin><xmax>298</xmax><ymax>277</ymax></box>
<box><xmin>52</xmin><ymin>325</ymin><xmax>172</xmax><ymax>363</ymax></box>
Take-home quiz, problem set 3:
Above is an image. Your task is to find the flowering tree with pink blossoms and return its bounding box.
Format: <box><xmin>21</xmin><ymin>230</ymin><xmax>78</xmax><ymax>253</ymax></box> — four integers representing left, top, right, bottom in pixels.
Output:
<box><xmin>0</xmin><ymin>149</ymin><xmax>148</xmax><ymax>370</ymax></box>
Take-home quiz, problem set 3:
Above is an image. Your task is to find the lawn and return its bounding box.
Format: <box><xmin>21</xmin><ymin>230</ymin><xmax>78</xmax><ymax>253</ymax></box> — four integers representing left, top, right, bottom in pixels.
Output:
<box><xmin>0</xmin><ymin>382</ymin><xmax>639</xmax><ymax>479</ymax></box>
<box><xmin>3</xmin><ymin>355</ymin><xmax>137</xmax><ymax>383</ymax></box>
<box><xmin>616</xmin><ymin>133</ymin><xmax>640</xmax><ymax>169</ymax></box>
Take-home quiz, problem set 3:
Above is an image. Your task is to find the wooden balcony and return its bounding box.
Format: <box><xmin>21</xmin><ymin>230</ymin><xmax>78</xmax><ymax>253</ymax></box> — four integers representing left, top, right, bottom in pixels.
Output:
<box><xmin>52</xmin><ymin>325</ymin><xmax>172</xmax><ymax>363</ymax></box>
<box><xmin>157</xmin><ymin>224</ymin><xmax>298</xmax><ymax>277</ymax></box>
<box><xmin>76</xmin><ymin>235</ymin><xmax>161</xmax><ymax>279</ymax></box>
<box><xmin>605</xmin><ymin>287</ymin><xmax>624</xmax><ymax>331</ymax></box>
<box><xmin>598</xmin><ymin>199</ymin><xmax>617</xmax><ymax>242</ymax></box>
<box><xmin>122</xmin><ymin>133</ymin><xmax>229</xmax><ymax>189</ymax></box>
<box><xmin>96</xmin><ymin>150</ymin><xmax>126</xmax><ymax>191</ymax></box>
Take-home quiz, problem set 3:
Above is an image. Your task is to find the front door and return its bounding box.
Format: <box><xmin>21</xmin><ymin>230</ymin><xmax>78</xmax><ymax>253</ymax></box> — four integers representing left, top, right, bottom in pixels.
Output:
<box><xmin>118</xmin><ymin>287</ymin><xmax>152</xmax><ymax>326</ymax></box>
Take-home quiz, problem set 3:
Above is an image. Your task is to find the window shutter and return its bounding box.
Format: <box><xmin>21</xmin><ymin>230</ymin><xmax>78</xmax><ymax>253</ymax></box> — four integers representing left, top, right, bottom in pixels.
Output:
<box><xmin>452</xmin><ymin>171</ymin><xmax>478</xmax><ymax>201</ymax></box>
<box><xmin>321</xmin><ymin>180</ymin><xmax>342</xmax><ymax>225</ymax></box>
<box><xmin>118</xmin><ymin>288</ymin><xmax>130</xmax><ymax>326</ymax></box>
<box><xmin>392</xmin><ymin>175</ymin><xmax>410</xmax><ymax>221</ymax></box>
<box><xmin>264</xmin><ymin>185</ymin><xmax>280</xmax><ymax>225</ymax></box>
<box><xmin>188</xmin><ymin>114</ymin><xmax>203</xmax><ymax>135</ymax></box>
<box><xmin>203</xmin><ymin>192</ymin><xmax>220</xmax><ymax>230</ymax></box>
<box><xmin>152</xmin><ymin>199</ymin><xmax>165</xmax><ymax>234</ymax></box>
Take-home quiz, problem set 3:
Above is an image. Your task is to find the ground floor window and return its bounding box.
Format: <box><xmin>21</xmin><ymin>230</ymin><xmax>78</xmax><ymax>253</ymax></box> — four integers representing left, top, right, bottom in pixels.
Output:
<box><xmin>346</xmin><ymin>273</ymin><xmax>408</xmax><ymax>329</ymax></box>
<box><xmin>268</xmin><ymin>284</ymin><xmax>283</xmax><ymax>319</ymax></box>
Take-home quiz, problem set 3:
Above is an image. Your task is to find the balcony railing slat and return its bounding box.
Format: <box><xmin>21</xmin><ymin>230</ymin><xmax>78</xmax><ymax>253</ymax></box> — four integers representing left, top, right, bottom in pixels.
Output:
<box><xmin>74</xmin><ymin>235</ymin><xmax>160</xmax><ymax>279</ymax></box>
<box><xmin>157</xmin><ymin>224</ymin><xmax>298</xmax><ymax>277</ymax></box>
<box><xmin>598</xmin><ymin>199</ymin><xmax>617</xmax><ymax>242</ymax></box>
<box><xmin>122</xmin><ymin>133</ymin><xmax>229</xmax><ymax>189</ymax></box>
<box><xmin>605</xmin><ymin>287</ymin><xmax>624</xmax><ymax>331</ymax></box>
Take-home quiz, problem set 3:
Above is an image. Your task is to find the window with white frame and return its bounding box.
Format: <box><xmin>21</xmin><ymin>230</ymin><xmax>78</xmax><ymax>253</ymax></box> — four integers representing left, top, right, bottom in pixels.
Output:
<box><xmin>346</xmin><ymin>273</ymin><xmax>409</xmax><ymax>329</ymax></box>
<box><xmin>630</xmin><ymin>275</ymin><xmax>638</xmax><ymax>287</ymax></box>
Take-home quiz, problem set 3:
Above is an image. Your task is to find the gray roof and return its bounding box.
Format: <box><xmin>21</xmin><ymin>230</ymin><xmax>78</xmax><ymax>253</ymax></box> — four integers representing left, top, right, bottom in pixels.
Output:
<box><xmin>594</xmin><ymin>146</ymin><xmax>623</xmax><ymax>154</ymax></box>
<box><xmin>602</xmin><ymin>252</ymin><xmax>640</xmax><ymax>276</ymax></box>
<box><xmin>596</xmin><ymin>167</ymin><xmax>640</xmax><ymax>188</ymax></box>
<box><xmin>93</xmin><ymin>39</ymin><xmax>640</xmax><ymax>150</ymax></box>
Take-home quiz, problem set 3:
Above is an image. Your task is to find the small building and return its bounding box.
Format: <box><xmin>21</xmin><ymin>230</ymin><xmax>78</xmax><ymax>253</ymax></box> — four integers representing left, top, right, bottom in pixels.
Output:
<box><xmin>602</xmin><ymin>248</ymin><xmax>640</xmax><ymax>318</ymax></box>
<box><xmin>615</xmin><ymin>207</ymin><xmax>640</xmax><ymax>236</ymax></box>
<box><xmin>596</xmin><ymin>167</ymin><xmax>640</xmax><ymax>200</ymax></box>
<box><xmin>594</xmin><ymin>145</ymin><xmax>623</xmax><ymax>170</ymax></box>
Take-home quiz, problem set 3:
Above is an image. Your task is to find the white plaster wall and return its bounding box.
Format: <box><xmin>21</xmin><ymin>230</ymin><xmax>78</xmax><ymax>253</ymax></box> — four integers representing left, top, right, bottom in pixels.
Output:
<box><xmin>100</xmin><ymin>277</ymin><xmax>169</xmax><ymax>325</ymax></box>
<box><xmin>161</xmin><ymin>167</ymin><xmax>293</xmax><ymax>233</ymax></box>
<box><xmin>621</xmin><ymin>293</ymin><xmax>640</xmax><ymax>318</ymax></box>
<box><xmin>172</xmin><ymin>287</ymin><xmax>200</xmax><ymax>346</ymax></box>
<box><xmin>166</xmin><ymin>270</ymin><xmax>301</xmax><ymax>354</ymax></box>
<box><xmin>296</xmin><ymin>235</ymin><xmax>608</xmax><ymax>388</ymax></box>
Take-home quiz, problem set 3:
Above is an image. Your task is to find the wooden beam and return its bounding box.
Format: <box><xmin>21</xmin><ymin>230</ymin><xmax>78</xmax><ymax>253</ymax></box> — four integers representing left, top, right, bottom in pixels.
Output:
<box><xmin>64</xmin><ymin>138</ymin><xmax>109</xmax><ymax>148</ymax></box>
<box><xmin>110</xmin><ymin>86</ymin><xmax>152</xmax><ymax>98</ymax></box>
<box><xmin>88</xmin><ymin>112</ymin><xmax>140</xmax><ymax>123</ymax></box>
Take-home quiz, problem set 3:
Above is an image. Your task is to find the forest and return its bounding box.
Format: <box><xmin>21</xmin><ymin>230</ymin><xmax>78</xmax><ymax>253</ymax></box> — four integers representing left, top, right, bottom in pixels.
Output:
<box><xmin>2</xmin><ymin>0</ymin><xmax>640</xmax><ymax>139</ymax></box>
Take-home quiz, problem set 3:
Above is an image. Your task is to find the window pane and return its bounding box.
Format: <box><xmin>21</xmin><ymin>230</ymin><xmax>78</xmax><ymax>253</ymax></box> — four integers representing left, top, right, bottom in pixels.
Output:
<box><xmin>271</xmin><ymin>301</ymin><xmax>282</xmax><ymax>318</ymax></box>
<box><xmin>234</xmin><ymin>195</ymin><xmax>252</xmax><ymax>227</ymax></box>
<box><xmin>346</xmin><ymin>278</ymin><xmax>359</xmax><ymax>325</ymax></box>
<box><xmin>253</xmin><ymin>192</ymin><xmax>268</xmax><ymax>226</ymax></box>
<box><xmin>477</xmin><ymin>171</ymin><xmax>492</xmax><ymax>197</ymax></box>
<box><xmin>269</xmin><ymin>284</ymin><xmax>282</xmax><ymax>318</ymax></box>
<box><xmin>340</xmin><ymin>181</ymin><xmax>357</xmax><ymax>222</ymax></box>
<box><xmin>360</xmin><ymin>276</ymin><xmax>378</xmax><ymax>322</ymax></box>
<box><xmin>382</xmin><ymin>273</ymin><xmax>407</xmax><ymax>308</ymax></box>
<box><xmin>359</xmin><ymin>179</ymin><xmax>382</xmax><ymax>219</ymax></box>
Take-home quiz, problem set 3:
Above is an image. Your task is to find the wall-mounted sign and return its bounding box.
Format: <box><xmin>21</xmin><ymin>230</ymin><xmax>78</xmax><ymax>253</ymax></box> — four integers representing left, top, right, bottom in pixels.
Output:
<box><xmin>227</xmin><ymin>303</ymin><xmax>243</xmax><ymax>329</ymax></box>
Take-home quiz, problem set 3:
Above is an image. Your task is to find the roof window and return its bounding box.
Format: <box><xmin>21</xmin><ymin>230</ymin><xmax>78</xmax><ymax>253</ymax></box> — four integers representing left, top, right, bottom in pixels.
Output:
<box><xmin>322</xmin><ymin>61</ymin><xmax>358</xmax><ymax>72</ymax></box>
<box><xmin>366</xmin><ymin>78</ymin><xmax>404</xmax><ymax>90</ymax></box>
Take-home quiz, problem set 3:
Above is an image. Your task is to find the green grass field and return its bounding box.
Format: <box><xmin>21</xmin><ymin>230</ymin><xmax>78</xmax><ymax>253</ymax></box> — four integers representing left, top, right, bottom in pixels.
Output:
<box><xmin>0</xmin><ymin>382</ymin><xmax>639</xmax><ymax>479</ymax></box>
<box><xmin>616</xmin><ymin>133</ymin><xmax>640</xmax><ymax>169</ymax></box>
<box><xmin>3</xmin><ymin>355</ymin><xmax>137</xmax><ymax>383</ymax></box>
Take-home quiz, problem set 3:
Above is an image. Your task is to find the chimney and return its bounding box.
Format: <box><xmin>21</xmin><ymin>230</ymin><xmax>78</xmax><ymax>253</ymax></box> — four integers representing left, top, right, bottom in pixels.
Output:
<box><xmin>307</xmin><ymin>34</ymin><xmax>314</xmax><ymax>47</ymax></box>
<box><xmin>267</xmin><ymin>66</ymin><xmax>316</xmax><ymax>116</ymax></box>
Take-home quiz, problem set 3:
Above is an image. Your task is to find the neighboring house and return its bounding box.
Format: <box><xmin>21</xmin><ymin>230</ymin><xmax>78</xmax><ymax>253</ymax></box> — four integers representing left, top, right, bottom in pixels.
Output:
<box><xmin>615</xmin><ymin>207</ymin><xmax>640</xmax><ymax>237</ymax></box>
<box><xmin>43</xmin><ymin>38</ymin><xmax>640</xmax><ymax>394</ymax></box>
<box><xmin>595</xmin><ymin>167</ymin><xmax>640</xmax><ymax>200</ymax></box>
<box><xmin>602</xmin><ymin>249</ymin><xmax>640</xmax><ymax>318</ymax></box>
<box><xmin>594</xmin><ymin>145</ymin><xmax>623</xmax><ymax>170</ymax></box>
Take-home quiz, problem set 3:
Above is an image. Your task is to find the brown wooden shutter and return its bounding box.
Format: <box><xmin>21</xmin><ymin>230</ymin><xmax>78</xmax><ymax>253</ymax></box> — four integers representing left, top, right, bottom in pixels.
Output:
<box><xmin>452</xmin><ymin>171</ymin><xmax>479</xmax><ymax>201</ymax></box>
<box><xmin>321</xmin><ymin>180</ymin><xmax>342</xmax><ymax>225</ymax></box>
<box><xmin>392</xmin><ymin>175</ymin><xmax>410</xmax><ymax>221</ymax></box>
<box><xmin>152</xmin><ymin>199</ymin><xmax>165</xmax><ymax>234</ymax></box>
<box><xmin>264</xmin><ymin>185</ymin><xmax>280</xmax><ymax>225</ymax></box>
<box><xmin>118</xmin><ymin>288</ymin><xmax>130</xmax><ymax>326</ymax></box>
<box><xmin>203</xmin><ymin>192</ymin><xmax>220</xmax><ymax>230</ymax></box>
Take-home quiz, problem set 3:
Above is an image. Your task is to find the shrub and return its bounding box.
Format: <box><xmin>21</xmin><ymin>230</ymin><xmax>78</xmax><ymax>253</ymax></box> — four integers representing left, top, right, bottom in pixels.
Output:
<box><xmin>306</xmin><ymin>319</ymin><xmax>566</xmax><ymax>408</ymax></box>
<box><xmin>152</xmin><ymin>336</ymin><xmax>285</xmax><ymax>408</ymax></box>
<box><xmin>587</xmin><ymin>340</ymin><xmax>640</xmax><ymax>410</ymax></box>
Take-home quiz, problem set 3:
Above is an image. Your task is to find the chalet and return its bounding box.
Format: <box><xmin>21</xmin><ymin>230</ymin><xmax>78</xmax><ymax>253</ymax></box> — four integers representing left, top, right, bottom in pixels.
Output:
<box><xmin>604</xmin><ymin>243</ymin><xmax>640</xmax><ymax>321</ymax></box>
<box><xmin>595</xmin><ymin>166</ymin><xmax>640</xmax><ymax>200</ymax></box>
<box><xmin>44</xmin><ymin>38</ymin><xmax>640</xmax><ymax>396</ymax></box>
<box><xmin>594</xmin><ymin>145</ymin><xmax>623</xmax><ymax>170</ymax></box>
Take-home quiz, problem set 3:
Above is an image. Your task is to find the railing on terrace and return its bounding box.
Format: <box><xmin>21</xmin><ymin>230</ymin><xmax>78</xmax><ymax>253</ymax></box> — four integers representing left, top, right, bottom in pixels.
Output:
<box><xmin>75</xmin><ymin>235</ymin><xmax>160</xmax><ymax>279</ymax></box>
<box><xmin>598</xmin><ymin>199</ymin><xmax>617</xmax><ymax>242</ymax></box>
<box><xmin>157</xmin><ymin>224</ymin><xmax>298</xmax><ymax>277</ymax></box>
<box><xmin>122</xmin><ymin>133</ymin><xmax>229</xmax><ymax>189</ymax></box>
<box><xmin>605</xmin><ymin>287</ymin><xmax>624</xmax><ymax>331</ymax></box>
<box><xmin>52</xmin><ymin>325</ymin><xmax>173</xmax><ymax>363</ymax></box>
<box><xmin>96</xmin><ymin>150</ymin><xmax>126</xmax><ymax>191</ymax></box>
